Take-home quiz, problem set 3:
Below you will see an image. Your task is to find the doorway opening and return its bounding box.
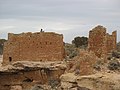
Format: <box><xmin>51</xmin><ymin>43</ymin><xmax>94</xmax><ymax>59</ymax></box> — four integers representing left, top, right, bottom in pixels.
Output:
<box><xmin>9</xmin><ymin>57</ymin><xmax>12</xmax><ymax>62</ymax></box>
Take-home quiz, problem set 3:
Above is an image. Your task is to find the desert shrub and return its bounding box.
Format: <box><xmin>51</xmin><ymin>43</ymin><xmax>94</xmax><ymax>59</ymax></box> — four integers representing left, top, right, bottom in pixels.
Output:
<box><xmin>31</xmin><ymin>85</ymin><xmax>51</xmax><ymax>90</ymax></box>
<box><xmin>112</xmin><ymin>51</ymin><xmax>120</xmax><ymax>58</ymax></box>
<box><xmin>93</xmin><ymin>60</ymin><xmax>103</xmax><ymax>71</ymax></box>
<box><xmin>93</xmin><ymin>64</ymin><xmax>101</xmax><ymax>71</ymax></box>
<box><xmin>31</xmin><ymin>85</ymin><xmax>44</xmax><ymax>90</ymax></box>
<box><xmin>69</xmin><ymin>49</ymin><xmax>79</xmax><ymax>59</ymax></box>
<box><xmin>65</xmin><ymin>43</ymin><xmax>79</xmax><ymax>59</ymax></box>
<box><xmin>108</xmin><ymin>59</ymin><xmax>120</xmax><ymax>70</ymax></box>
<box><xmin>48</xmin><ymin>79</ymin><xmax>60</xmax><ymax>89</ymax></box>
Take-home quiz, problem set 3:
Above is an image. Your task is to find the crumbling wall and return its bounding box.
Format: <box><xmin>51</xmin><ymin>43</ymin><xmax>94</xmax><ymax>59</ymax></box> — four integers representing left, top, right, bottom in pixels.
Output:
<box><xmin>78</xmin><ymin>50</ymin><xmax>98</xmax><ymax>75</ymax></box>
<box><xmin>88</xmin><ymin>26</ymin><xmax>106</xmax><ymax>58</ymax></box>
<box><xmin>112</xmin><ymin>31</ymin><xmax>117</xmax><ymax>50</ymax></box>
<box><xmin>88</xmin><ymin>25</ymin><xmax>117</xmax><ymax>58</ymax></box>
<box><xmin>3</xmin><ymin>32</ymin><xmax>65</xmax><ymax>65</ymax></box>
<box><xmin>67</xmin><ymin>50</ymin><xmax>98</xmax><ymax>76</ymax></box>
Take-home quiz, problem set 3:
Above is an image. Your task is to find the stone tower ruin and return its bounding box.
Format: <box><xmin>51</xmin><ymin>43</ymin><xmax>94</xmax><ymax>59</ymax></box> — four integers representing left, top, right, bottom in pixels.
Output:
<box><xmin>88</xmin><ymin>25</ymin><xmax>117</xmax><ymax>58</ymax></box>
<box><xmin>3</xmin><ymin>32</ymin><xmax>65</xmax><ymax>65</ymax></box>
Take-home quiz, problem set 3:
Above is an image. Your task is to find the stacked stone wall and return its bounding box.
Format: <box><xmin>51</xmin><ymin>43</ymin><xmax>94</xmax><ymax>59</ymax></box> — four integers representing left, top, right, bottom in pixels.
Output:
<box><xmin>88</xmin><ymin>25</ymin><xmax>117</xmax><ymax>58</ymax></box>
<box><xmin>3</xmin><ymin>32</ymin><xmax>65</xmax><ymax>65</ymax></box>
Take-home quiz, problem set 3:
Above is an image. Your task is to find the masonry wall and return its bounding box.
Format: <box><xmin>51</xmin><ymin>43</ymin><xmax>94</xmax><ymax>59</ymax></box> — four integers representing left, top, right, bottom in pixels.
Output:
<box><xmin>88</xmin><ymin>26</ymin><xmax>107</xmax><ymax>58</ymax></box>
<box><xmin>88</xmin><ymin>25</ymin><xmax>117</xmax><ymax>58</ymax></box>
<box><xmin>3</xmin><ymin>32</ymin><xmax>65</xmax><ymax>65</ymax></box>
<box><xmin>112</xmin><ymin>31</ymin><xmax>117</xmax><ymax>50</ymax></box>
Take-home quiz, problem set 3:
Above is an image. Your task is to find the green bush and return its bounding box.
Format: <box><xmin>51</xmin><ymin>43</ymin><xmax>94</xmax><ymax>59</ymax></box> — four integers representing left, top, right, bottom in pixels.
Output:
<box><xmin>93</xmin><ymin>60</ymin><xmax>103</xmax><ymax>71</ymax></box>
<box><xmin>72</xmin><ymin>36</ymin><xmax>88</xmax><ymax>48</ymax></box>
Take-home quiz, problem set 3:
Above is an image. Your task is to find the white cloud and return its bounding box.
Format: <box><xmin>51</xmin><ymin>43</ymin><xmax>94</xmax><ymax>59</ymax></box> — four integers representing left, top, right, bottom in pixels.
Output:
<box><xmin>0</xmin><ymin>0</ymin><xmax>120</xmax><ymax>42</ymax></box>
<box><xmin>0</xmin><ymin>26</ymin><xmax>15</xmax><ymax>31</ymax></box>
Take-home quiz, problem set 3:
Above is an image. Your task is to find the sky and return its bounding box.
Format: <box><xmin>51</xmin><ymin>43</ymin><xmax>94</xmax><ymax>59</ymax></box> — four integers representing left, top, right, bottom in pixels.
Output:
<box><xmin>0</xmin><ymin>0</ymin><xmax>120</xmax><ymax>43</ymax></box>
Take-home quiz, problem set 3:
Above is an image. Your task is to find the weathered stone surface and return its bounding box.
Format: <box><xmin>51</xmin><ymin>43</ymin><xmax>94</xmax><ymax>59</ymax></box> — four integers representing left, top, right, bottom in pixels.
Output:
<box><xmin>88</xmin><ymin>25</ymin><xmax>117</xmax><ymax>59</ymax></box>
<box><xmin>0</xmin><ymin>61</ymin><xmax>66</xmax><ymax>90</ymax></box>
<box><xmin>3</xmin><ymin>32</ymin><xmax>65</xmax><ymax>65</ymax></box>
<box><xmin>60</xmin><ymin>73</ymin><xmax>77</xmax><ymax>82</ymax></box>
<box><xmin>10</xmin><ymin>85</ymin><xmax>22</xmax><ymax>90</ymax></box>
<box><xmin>60</xmin><ymin>73</ymin><xmax>77</xmax><ymax>90</ymax></box>
<box><xmin>76</xmin><ymin>73</ymin><xmax>120</xmax><ymax>90</ymax></box>
<box><xmin>60</xmin><ymin>72</ymin><xmax>120</xmax><ymax>90</ymax></box>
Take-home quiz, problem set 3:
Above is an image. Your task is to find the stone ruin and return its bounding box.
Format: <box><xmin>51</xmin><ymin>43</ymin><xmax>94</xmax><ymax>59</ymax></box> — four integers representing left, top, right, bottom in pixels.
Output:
<box><xmin>0</xmin><ymin>26</ymin><xmax>118</xmax><ymax>90</ymax></box>
<box><xmin>2</xmin><ymin>25</ymin><xmax>117</xmax><ymax>66</ymax></box>
<box><xmin>88</xmin><ymin>25</ymin><xmax>117</xmax><ymax>58</ymax></box>
<box><xmin>66</xmin><ymin>25</ymin><xmax>117</xmax><ymax>76</ymax></box>
<box><xmin>0</xmin><ymin>31</ymin><xmax>66</xmax><ymax>90</ymax></box>
<box><xmin>66</xmin><ymin>49</ymin><xmax>99</xmax><ymax>75</ymax></box>
<box><xmin>3</xmin><ymin>32</ymin><xmax>65</xmax><ymax>65</ymax></box>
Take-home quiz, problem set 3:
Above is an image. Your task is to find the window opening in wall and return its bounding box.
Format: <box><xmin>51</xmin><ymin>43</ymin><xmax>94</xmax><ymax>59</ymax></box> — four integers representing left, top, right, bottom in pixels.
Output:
<box><xmin>9</xmin><ymin>57</ymin><xmax>12</xmax><ymax>62</ymax></box>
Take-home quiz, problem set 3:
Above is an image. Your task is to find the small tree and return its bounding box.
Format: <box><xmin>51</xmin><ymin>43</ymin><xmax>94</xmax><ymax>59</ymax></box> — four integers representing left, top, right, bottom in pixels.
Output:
<box><xmin>72</xmin><ymin>36</ymin><xmax>88</xmax><ymax>48</ymax></box>
<box><xmin>108</xmin><ymin>59</ymin><xmax>120</xmax><ymax>70</ymax></box>
<box><xmin>0</xmin><ymin>39</ymin><xmax>7</xmax><ymax>55</ymax></box>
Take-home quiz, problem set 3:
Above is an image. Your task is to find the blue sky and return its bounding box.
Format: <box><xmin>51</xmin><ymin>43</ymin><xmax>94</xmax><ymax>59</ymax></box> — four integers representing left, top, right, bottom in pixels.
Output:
<box><xmin>0</xmin><ymin>0</ymin><xmax>120</xmax><ymax>43</ymax></box>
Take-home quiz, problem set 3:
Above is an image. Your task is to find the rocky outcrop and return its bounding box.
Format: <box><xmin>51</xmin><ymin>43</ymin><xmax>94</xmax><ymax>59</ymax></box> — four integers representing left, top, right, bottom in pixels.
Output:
<box><xmin>60</xmin><ymin>72</ymin><xmax>120</xmax><ymax>90</ymax></box>
<box><xmin>0</xmin><ymin>61</ymin><xmax>66</xmax><ymax>90</ymax></box>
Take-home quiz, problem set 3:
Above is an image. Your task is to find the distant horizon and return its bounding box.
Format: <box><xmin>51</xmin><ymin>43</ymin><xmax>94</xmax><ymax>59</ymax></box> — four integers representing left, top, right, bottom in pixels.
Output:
<box><xmin>0</xmin><ymin>25</ymin><xmax>119</xmax><ymax>43</ymax></box>
<box><xmin>0</xmin><ymin>0</ymin><xmax>120</xmax><ymax>43</ymax></box>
